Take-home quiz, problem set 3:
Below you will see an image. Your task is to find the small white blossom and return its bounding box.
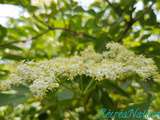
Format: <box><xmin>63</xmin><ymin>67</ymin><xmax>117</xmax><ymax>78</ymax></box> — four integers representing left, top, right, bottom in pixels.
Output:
<box><xmin>0</xmin><ymin>42</ymin><xmax>158</xmax><ymax>97</ymax></box>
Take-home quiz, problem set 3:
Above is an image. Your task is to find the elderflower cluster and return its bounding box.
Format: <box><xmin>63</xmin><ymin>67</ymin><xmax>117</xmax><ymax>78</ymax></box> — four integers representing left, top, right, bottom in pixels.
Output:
<box><xmin>0</xmin><ymin>42</ymin><xmax>158</xmax><ymax>97</ymax></box>
<box><xmin>0</xmin><ymin>61</ymin><xmax>58</xmax><ymax>97</ymax></box>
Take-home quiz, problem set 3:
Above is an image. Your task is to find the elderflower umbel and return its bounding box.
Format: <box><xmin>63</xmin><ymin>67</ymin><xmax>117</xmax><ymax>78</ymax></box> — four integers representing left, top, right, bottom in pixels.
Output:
<box><xmin>0</xmin><ymin>42</ymin><xmax>158</xmax><ymax>97</ymax></box>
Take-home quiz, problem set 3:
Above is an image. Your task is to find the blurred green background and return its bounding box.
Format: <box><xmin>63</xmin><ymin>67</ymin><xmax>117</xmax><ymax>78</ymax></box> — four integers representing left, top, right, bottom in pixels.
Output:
<box><xmin>0</xmin><ymin>0</ymin><xmax>160</xmax><ymax>120</ymax></box>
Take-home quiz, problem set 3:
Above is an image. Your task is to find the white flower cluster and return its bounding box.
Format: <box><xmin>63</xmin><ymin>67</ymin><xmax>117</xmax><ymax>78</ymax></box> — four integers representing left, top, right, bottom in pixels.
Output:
<box><xmin>0</xmin><ymin>61</ymin><xmax>58</xmax><ymax>97</ymax></box>
<box><xmin>0</xmin><ymin>43</ymin><xmax>158</xmax><ymax>97</ymax></box>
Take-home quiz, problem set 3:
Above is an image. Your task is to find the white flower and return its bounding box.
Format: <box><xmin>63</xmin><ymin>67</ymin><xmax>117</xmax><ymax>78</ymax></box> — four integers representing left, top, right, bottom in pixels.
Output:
<box><xmin>0</xmin><ymin>42</ymin><xmax>158</xmax><ymax>97</ymax></box>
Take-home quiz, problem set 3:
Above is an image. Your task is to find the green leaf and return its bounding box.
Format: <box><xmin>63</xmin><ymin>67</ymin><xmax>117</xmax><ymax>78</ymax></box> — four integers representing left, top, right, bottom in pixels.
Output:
<box><xmin>0</xmin><ymin>44</ymin><xmax>23</xmax><ymax>51</ymax></box>
<box><xmin>0</xmin><ymin>85</ymin><xmax>30</xmax><ymax>106</ymax></box>
<box><xmin>56</xmin><ymin>88</ymin><xmax>74</xmax><ymax>101</ymax></box>
<box><xmin>101</xmin><ymin>80</ymin><xmax>130</xmax><ymax>97</ymax></box>
<box><xmin>2</xmin><ymin>54</ymin><xmax>25</xmax><ymax>60</ymax></box>
<box><xmin>0</xmin><ymin>69</ymin><xmax>9</xmax><ymax>78</ymax></box>
<box><xmin>0</xmin><ymin>25</ymin><xmax>7</xmax><ymax>40</ymax></box>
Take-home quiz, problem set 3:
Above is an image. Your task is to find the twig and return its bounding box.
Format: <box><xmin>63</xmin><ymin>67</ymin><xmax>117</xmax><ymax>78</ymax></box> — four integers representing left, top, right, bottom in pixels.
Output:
<box><xmin>32</xmin><ymin>14</ymin><xmax>97</xmax><ymax>40</ymax></box>
<box><xmin>48</xmin><ymin>26</ymin><xmax>96</xmax><ymax>40</ymax></box>
<box><xmin>116</xmin><ymin>1</ymin><xmax>154</xmax><ymax>42</ymax></box>
<box><xmin>0</xmin><ymin>30</ymin><xmax>50</xmax><ymax>47</ymax></box>
<box><xmin>117</xmin><ymin>18</ymin><xmax>136</xmax><ymax>42</ymax></box>
<box><xmin>104</xmin><ymin>0</ymin><xmax>122</xmax><ymax>17</ymax></box>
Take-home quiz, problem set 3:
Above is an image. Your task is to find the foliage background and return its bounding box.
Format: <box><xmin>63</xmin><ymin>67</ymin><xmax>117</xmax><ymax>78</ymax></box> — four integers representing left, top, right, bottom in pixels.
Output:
<box><xmin>0</xmin><ymin>0</ymin><xmax>160</xmax><ymax>120</ymax></box>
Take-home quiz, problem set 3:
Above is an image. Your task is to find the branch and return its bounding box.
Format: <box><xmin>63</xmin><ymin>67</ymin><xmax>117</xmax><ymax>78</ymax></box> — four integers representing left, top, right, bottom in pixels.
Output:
<box><xmin>48</xmin><ymin>26</ymin><xmax>96</xmax><ymax>40</ymax></box>
<box><xmin>104</xmin><ymin>0</ymin><xmax>134</xmax><ymax>43</ymax></box>
<box><xmin>0</xmin><ymin>30</ymin><xmax>50</xmax><ymax>47</ymax></box>
<box><xmin>0</xmin><ymin>25</ymin><xmax>96</xmax><ymax>48</ymax></box>
<box><xmin>104</xmin><ymin>0</ymin><xmax>122</xmax><ymax>17</ymax></box>
<box><xmin>117</xmin><ymin>18</ymin><xmax>136</xmax><ymax>42</ymax></box>
<box><xmin>32</xmin><ymin>14</ymin><xmax>97</xmax><ymax>40</ymax></box>
<box><xmin>116</xmin><ymin>3</ymin><xmax>154</xmax><ymax>43</ymax></box>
